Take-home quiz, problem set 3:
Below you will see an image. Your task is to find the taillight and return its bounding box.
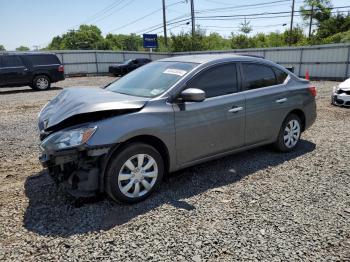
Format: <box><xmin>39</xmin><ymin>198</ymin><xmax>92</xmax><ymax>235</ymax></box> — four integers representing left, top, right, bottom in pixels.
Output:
<box><xmin>58</xmin><ymin>65</ymin><xmax>64</xmax><ymax>72</ymax></box>
<box><xmin>309</xmin><ymin>86</ymin><xmax>317</xmax><ymax>97</ymax></box>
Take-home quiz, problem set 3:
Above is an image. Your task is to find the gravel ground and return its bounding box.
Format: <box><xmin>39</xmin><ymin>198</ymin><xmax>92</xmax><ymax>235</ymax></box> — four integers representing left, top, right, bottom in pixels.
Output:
<box><xmin>0</xmin><ymin>77</ymin><xmax>349</xmax><ymax>261</ymax></box>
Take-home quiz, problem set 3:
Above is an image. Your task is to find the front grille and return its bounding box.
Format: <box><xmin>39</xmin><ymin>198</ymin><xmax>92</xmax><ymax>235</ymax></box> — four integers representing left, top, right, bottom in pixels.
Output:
<box><xmin>337</xmin><ymin>89</ymin><xmax>350</xmax><ymax>95</ymax></box>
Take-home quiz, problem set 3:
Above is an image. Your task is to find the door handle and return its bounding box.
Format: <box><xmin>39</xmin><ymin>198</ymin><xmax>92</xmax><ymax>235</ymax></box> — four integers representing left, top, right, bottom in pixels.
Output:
<box><xmin>228</xmin><ymin>106</ymin><xmax>244</xmax><ymax>113</ymax></box>
<box><xmin>276</xmin><ymin>98</ymin><xmax>287</xmax><ymax>103</ymax></box>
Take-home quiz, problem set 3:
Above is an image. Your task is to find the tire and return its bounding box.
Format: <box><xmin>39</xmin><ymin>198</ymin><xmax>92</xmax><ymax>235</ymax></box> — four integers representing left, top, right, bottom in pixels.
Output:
<box><xmin>105</xmin><ymin>143</ymin><xmax>164</xmax><ymax>204</ymax></box>
<box><xmin>32</xmin><ymin>75</ymin><xmax>51</xmax><ymax>91</ymax></box>
<box><xmin>273</xmin><ymin>114</ymin><xmax>302</xmax><ymax>152</ymax></box>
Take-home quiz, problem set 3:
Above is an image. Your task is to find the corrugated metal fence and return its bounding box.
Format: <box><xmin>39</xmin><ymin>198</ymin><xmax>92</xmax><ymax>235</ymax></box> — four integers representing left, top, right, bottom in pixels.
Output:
<box><xmin>53</xmin><ymin>43</ymin><xmax>350</xmax><ymax>80</ymax></box>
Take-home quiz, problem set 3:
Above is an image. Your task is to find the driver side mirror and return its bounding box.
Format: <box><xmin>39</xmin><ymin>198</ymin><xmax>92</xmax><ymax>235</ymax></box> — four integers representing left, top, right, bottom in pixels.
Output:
<box><xmin>180</xmin><ymin>88</ymin><xmax>206</xmax><ymax>102</ymax></box>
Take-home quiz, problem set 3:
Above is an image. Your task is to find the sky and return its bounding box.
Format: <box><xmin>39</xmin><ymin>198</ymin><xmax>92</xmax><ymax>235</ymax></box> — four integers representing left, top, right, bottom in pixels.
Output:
<box><xmin>0</xmin><ymin>0</ymin><xmax>349</xmax><ymax>50</ymax></box>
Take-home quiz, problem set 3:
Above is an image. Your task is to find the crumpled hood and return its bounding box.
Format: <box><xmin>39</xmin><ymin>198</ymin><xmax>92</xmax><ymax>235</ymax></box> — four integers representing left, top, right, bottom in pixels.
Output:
<box><xmin>38</xmin><ymin>87</ymin><xmax>148</xmax><ymax>131</ymax></box>
<box><xmin>338</xmin><ymin>78</ymin><xmax>350</xmax><ymax>91</ymax></box>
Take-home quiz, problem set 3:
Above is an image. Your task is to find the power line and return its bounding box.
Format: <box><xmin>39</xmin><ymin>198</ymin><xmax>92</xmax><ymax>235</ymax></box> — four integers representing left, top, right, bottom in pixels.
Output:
<box><xmin>91</xmin><ymin>0</ymin><xmax>135</xmax><ymax>24</ymax></box>
<box><xmin>195</xmin><ymin>5</ymin><xmax>350</xmax><ymax>19</ymax></box>
<box><xmin>134</xmin><ymin>12</ymin><xmax>190</xmax><ymax>34</ymax></box>
<box><xmin>71</xmin><ymin>0</ymin><xmax>125</xmax><ymax>29</ymax></box>
<box><xmin>196</xmin><ymin>0</ymin><xmax>291</xmax><ymax>14</ymax></box>
<box><xmin>106</xmin><ymin>0</ymin><xmax>185</xmax><ymax>34</ymax></box>
<box><xmin>143</xmin><ymin>17</ymin><xmax>192</xmax><ymax>34</ymax></box>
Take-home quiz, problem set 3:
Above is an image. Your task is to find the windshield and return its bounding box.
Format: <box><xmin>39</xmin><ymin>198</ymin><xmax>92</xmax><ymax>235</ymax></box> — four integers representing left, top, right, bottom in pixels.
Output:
<box><xmin>106</xmin><ymin>61</ymin><xmax>197</xmax><ymax>98</ymax></box>
<box><xmin>122</xmin><ymin>59</ymin><xmax>132</xmax><ymax>65</ymax></box>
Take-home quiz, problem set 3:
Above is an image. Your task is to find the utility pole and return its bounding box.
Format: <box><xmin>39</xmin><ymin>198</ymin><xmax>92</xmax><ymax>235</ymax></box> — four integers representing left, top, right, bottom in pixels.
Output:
<box><xmin>162</xmin><ymin>0</ymin><xmax>168</xmax><ymax>48</ymax></box>
<box><xmin>190</xmin><ymin>0</ymin><xmax>195</xmax><ymax>37</ymax></box>
<box><xmin>308</xmin><ymin>4</ymin><xmax>314</xmax><ymax>38</ymax></box>
<box><xmin>289</xmin><ymin>0</ymin><xmax>295</xmax><ymax>46</ymax></box>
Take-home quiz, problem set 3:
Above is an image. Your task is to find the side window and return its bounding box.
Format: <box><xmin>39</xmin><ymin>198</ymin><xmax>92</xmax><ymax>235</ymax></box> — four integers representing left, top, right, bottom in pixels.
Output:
<box><xmin>188</xmin><ymin>63</ymin><xmax>238</xmax><ymax>98</ymax></box>
<box><xmin>26</xmin><ymin>55</ymin><xmax>60</xmax><ymax>65</ymax></box>
<box><xmin>274</xmin><ymin>68</ymin><xmax>288</xmax><ymax>84</ymax></box>
<box><xmin>242</xmin><ymin>63</ymin><xmax>276</xmax><ymax>90</ymax></box>
<box><xmin>1</xmin><ymin>56</ymin><xmax>23</xmax><ymax>67</ymax></box>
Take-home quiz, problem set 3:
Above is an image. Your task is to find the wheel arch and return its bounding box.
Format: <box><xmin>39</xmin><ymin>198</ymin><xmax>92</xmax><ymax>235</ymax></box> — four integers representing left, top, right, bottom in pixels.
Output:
<box><xmin>33</xmin><ymin>72</ymin><xmax>52</xmax><ymax>82</ymax></box>
<box><xmin>287</xmin><ymin>109</ymin><xmax>306</xmax><ymax>131</ymax></box>
<box><xmin>99</xmin><ymin>134</ymin><xmax>171</xmax><ymax>192</ymax></box>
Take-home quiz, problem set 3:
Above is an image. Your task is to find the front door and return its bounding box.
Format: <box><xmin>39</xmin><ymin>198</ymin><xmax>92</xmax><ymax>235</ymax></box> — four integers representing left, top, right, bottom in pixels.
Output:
<box><xmin>174</xmin><ymin>62</ymin><xmax>245</xmax><ymax>166</ymax></box>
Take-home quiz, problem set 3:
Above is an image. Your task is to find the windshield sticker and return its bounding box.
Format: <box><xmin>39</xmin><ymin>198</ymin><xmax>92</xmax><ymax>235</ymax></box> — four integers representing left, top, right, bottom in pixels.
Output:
<box><xmin>163</xmin><ymin>68</ymin><xmax>187</xmax><ymax>76</ymax></box>
<box><xmin>150</xmin><ymin>89</ymin><xmax>164</xmax><ymax>96</ymax></box>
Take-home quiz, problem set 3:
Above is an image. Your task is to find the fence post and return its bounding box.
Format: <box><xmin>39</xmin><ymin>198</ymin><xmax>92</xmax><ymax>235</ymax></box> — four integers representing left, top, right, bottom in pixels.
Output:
<box><xmin>94</xmin><ymin>51</ymin><xmax>99</xmax><ymax>75</ymax></box>
<box><xmin>61</xmin><ymin>52</ymin><xmax>66</xmax><ymax>76</ymax></box>
<box><xmin>122</xmin><ymin>51</ymin><xmax>125</xmax><ymax>62</ymax></box>
<box><xmin>345</xmin><ymin>46</ymin><xmax>350</xmax><ymax>79</ymax></box>
<box><xmin>298</xmin><ymin>48</ymin><xmax>304</xmax><ymax>77</ymax></box>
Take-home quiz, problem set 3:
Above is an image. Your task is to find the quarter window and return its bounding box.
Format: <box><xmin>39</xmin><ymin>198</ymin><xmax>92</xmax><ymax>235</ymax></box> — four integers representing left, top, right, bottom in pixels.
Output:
<box><xmin>24</xmin><ymin>55</ymin><xmax>60</xmax><ymax>65</ymax></box>
<box><xmin>274</xmin><ymin>68</ymin><xmax>288</xmax><ymax>84</ymax></box>
<box><xmin>242</xmin><ymin>63</ymin><xmax>276</xmax><ymax>90</ymax></box>
<box><xmin>188</xmin><ymin>63</ymin><xmax>238</xmax><ymax>98</ymax></box>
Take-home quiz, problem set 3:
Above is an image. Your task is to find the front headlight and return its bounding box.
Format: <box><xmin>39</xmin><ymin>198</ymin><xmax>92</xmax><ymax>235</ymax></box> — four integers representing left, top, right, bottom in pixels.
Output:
<box><xmin>333</xmin><ymin>86</ymin><xmax>338</xmax><ymax>94</ymax></box>
<box><xmin>40</xmin><ymin>126</ymin><xmax>97</xmax><ymax>151</ymax></box>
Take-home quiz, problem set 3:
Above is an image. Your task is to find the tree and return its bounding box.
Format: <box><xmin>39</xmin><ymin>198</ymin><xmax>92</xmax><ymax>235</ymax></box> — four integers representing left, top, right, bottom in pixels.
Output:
<box><xmin>0</xmin><ymin>44</ymin><xmax>5</xmax><ymax>51</ymax></box>
<box><xmin>316</xmin><ymin>13</ymin><xmax>350</xmax><ymax>39</ymax></box>
<box><xmin>300</xmin><ymin>0</ymin><xmax>332</xmax><ymax>25</ymax></box>
<box><xmin>239</xmin><ymin>18</ymin><xmax>252</xmax><ymax>35</ymax></box>
<box><xmin>230</xmin><ymin>34</ymin><xmax>255</xmax><ymax>49</ymax></box>
<box><xmin>16</xmin><ymin>46</ymin><xmax>30</xmax><ymax>51</ymax></box>
<box><xmin>47</xmin><ymin>25</ymin><xmax>105</xmax><ymax>50</ymax></box>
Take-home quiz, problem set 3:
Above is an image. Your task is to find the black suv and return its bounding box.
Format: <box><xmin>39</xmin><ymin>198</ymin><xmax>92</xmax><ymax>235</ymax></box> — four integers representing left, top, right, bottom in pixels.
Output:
<box><xmin>0</xmin><ymin>53</ymin><xmax>65</xmax><ymax>91</ymax></box>
<box><xmin>109</xmin><ymin>58</ymin><xmax>151</xmax><ymax>76</ymax></box>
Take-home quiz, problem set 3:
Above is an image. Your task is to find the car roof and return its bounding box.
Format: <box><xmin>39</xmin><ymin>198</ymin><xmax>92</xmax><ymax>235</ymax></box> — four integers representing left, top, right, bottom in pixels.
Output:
<box><xmin>159</xmin><ymin>54</ymin><xmax>265</xmax><ymax>64</ymax></box>
<box><xmin>0</xmin><ymin>52</ymin><xmax>56</xmax><ymax>56</ymax></box>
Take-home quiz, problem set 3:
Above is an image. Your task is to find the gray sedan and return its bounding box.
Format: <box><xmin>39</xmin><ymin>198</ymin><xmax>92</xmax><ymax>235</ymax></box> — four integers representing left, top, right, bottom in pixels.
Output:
<box><xmin>38</xmin><ymin>54</ymin><xmax>317</xmax><ymax>203</ymax></box>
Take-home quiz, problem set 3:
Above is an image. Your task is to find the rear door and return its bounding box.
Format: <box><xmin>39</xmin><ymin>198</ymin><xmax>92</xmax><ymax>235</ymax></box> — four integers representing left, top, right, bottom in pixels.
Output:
<box><xmin>0</xmin><ymin>55</ymin><xmax>29</xmax><ymax>86</ymax></box>
<box><xmin>174</xmin><ymin>62</ymin><xmax>245</xmax><ymax>165</ymax></box>
<box><xmin>241</xmin><ymin>62</ymin><xmax>290</xmax><ymax>145</ymax></box>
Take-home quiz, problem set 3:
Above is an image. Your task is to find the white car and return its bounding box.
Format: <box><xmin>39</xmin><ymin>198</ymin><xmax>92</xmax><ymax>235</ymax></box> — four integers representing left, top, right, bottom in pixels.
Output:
<box><xmin>332</xmin><ymin>78</ymin><xmax>350</xmax><ymax>107</ymax></box>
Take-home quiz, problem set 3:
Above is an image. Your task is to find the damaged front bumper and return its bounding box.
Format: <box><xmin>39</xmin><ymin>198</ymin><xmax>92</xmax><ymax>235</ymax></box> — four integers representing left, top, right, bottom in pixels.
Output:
<box><xmin>39</xmin><ymin>146</ymin><xmax>110</xmax><ymax>197</ymax></box>
<box><xmin>332</xmin><ymin>89</ymin><xmax>350</xmax><ymax>107</ymax></box>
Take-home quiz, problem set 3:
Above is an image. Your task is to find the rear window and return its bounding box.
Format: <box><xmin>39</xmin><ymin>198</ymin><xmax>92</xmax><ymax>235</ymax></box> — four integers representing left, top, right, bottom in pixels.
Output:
<box><xmin>24</xmin><ymin>55</ymin><xmax>60</xmax><ymax>65</ymax></box>
<box><xmin>0</xmin><ymin>56</ymin><xmax>24</xmax><ymax>67</ymax></box>
<box><xmin>242</xmin><ymin>63</ymin><xmax>277</xmax><ymax>90</ymax></box>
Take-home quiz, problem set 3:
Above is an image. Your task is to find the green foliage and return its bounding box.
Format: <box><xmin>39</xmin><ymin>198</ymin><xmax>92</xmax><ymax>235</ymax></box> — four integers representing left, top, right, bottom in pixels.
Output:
<box><xmin>0</xmin><ymin>44</ymin><xmax>5</xmax><ymax>51</ymax></box>
<box><xmin>104</xmin><ymin>33</ymin><xmax>143</xmax><ymax>51</ymax></box>
<box><xmin>316</xmin><ymin>13</ymin><xmax>350</xmax><ymax>39</ymax></box>
<box><xmin>45</xmin><ymin>11</ymin><xmax>350</xmax><ymax>53</ymax></box>
<box><xmin>239</xmin><ymin>19</ymin><xmax>252</xmax><ymax>35</ymax></box>
<box><xmin>47</xmin><ymin>25</ymin><xmax>104</xmax><ymax>50</ymax></box>
<box><xmin>300</xmin><ymin>0</ymin><xmax>332</xmax><ymax>24</ymax></box>
<box><xmin>321</xmin><ymin>30</ymin><xmax>350</xmax><ymax>44</ymax></box>
<box><xmin>15</xmin><ymin>46</ymin><xmax>30</xmax><ymax>51</ymax></box>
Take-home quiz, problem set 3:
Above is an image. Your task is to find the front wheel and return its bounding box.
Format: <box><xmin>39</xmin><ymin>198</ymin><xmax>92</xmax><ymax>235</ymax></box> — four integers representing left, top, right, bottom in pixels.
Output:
<box><xmin>274</xmin><ymin>114</ymin><xmax>302</xmax><ymax>152</ymax></box>
<box><xmin>105</xmin><ymin>143</ymin><xmax>164</xmax><ymax>204</ymax></box>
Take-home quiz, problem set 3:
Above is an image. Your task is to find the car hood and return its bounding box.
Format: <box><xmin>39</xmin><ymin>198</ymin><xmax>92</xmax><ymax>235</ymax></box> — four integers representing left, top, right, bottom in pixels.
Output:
<box><xmin>338</xmin><ymin>78</ymin><xmax>350</xmax><ymax>90</ymax></box>
<box><xmin>39</xmin><ymin>87</ymin><xmax>148</xmax><ymax>131</ymax></box>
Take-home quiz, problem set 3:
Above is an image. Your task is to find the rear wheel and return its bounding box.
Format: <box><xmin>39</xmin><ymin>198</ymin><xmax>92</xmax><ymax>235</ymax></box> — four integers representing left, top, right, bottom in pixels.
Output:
<box><xmin>105</xmin><ymin>143</ymin><xmax>164</xmax><ymax>204</ymax></box>
<box><xmin>274</xmin><ymin>114</ymin><xmax>302</xmax><ymax>152</ymax></box>
<box><xmin>32</xmin><ymin>75</ymin><xmax>51</xmax><ymax>91</ymax></box>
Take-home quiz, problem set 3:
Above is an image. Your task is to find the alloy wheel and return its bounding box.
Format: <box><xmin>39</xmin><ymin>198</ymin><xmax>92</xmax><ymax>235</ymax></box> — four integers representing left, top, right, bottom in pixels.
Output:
<box><xmin>36</xmin><ymin>77</ymin><xmax>49</xmax><ymax>90</ymax></box>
